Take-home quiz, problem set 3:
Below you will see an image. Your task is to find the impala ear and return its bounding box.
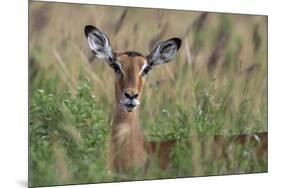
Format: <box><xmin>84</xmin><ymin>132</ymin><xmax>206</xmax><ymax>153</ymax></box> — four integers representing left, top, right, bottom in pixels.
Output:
<box><xmin>147</xmin><ymin>38</ymin><xmax>181</xmax><ymax>66</ymax></box>
<box><xmin>84</xmin><ymin>25</ymin><xmax>115</xmax><ymax>63</ymax></box>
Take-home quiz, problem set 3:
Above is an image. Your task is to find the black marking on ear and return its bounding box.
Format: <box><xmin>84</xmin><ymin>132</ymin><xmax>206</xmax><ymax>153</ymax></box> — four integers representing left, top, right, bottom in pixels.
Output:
<box><xmin>170</xmin><ymin>38</ymin><xmax>182</xmax><ymax>50</ymax></box>
<box><xmin>146</xmin><ymin>37</ymin><xmax>182</xmax><ymax>66</ymax></box>
<box><xmin>108</xmin><ymin>53</ymin><xmax>117</xmax><ymax>64</ymax></box>
<box><xmin>84</xmin><ymin>25</ymin><xmax>96</xmax><ymax>37</ymax></box>
<box><xmin>147</xmin><ymin>60</ymin><xmax>154</xmax><ymax>67</ymax></box>
<box><xmin>84</xmin><ymin>25</ymin><xmax>105</xmax><ymax>47</ymax></box>
<box><xmin>123</xmin><ymin>51</ymin><xmax>143</xmax><ymax>57</ymax></box>
<box><xmin>93</xmin><ymin>33</ymin><xmax>105</xmax><ymax>46</ymax></box>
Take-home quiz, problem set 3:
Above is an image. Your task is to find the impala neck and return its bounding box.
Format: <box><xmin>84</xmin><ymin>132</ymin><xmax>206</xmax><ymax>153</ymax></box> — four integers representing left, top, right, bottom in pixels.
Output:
<box><xmin>109</xmin><ymin>103</ymin><xmax>147</xmax><ymax>172</ymax></box>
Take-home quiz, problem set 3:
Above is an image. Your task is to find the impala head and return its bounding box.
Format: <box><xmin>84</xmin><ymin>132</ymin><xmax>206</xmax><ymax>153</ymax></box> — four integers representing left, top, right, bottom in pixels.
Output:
<box><xmin>85</xmin><ymin>25</ymin><xmax>181</xmax><ymax>112</ymax></box>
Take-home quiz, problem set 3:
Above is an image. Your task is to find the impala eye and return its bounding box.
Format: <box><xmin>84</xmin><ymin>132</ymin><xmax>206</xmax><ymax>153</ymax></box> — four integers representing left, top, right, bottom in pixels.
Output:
<box><xmin>141</xmin><ymin>66</ymin><xmax>151</xmax><ymax>76</ymax></box>
<box><xmin>111</xmin><ymin>63</ymin><xmax>122</xmax><ymax>74</ymax></box>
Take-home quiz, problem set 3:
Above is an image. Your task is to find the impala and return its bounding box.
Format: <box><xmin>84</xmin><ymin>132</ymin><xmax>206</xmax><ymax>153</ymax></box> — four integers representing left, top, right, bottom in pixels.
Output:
<box><xmin>84</xmin><ymin>25</ymin><xmax>181</xmax><ymax>173</ymax></box>
<box><xmin>84</xmin><ymin>25</ymin><xmax>267</xmax><ymax>174</ymax></box>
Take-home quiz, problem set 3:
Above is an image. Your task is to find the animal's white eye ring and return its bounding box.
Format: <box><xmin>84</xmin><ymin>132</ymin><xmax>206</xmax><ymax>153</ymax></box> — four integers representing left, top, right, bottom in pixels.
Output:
<box><xmin>141</xmin><ymin>66</ymin><xmax>152</xmax><ymax>76</ymax></box>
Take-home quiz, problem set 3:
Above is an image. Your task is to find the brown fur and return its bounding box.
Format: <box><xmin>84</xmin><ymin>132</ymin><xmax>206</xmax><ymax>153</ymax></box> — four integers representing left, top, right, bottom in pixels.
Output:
<box><xmin>212</xmin><ymin>132</ymin><xmax>267</xmax><ymax>160</ymax></box>
<box><xmin>108</xmin><ymin>53</ymin><xmax>178</xmax><ymax>172</ymax></box>
<box><xmin>114</xmin><ymin>53</ymin><xmax>146</xmax><ymax>103</ymax></box>
<box><xmin>145</xmin><ymin>140</ymin><xmax>176</xmax><ymax>169</ymax></box>
<box><xmin>107</xmin><ymin>52</ymin><xmax>268</xmax><ymax>173</ymax></box>
<box><xmin>108</xmin><ymin>108</ymin><xmax>147</xmax><ymax>172</ymax></box>
<box><xmin>108</xmin><ymin>53</ymin><xmax>148</xmax><ymax>172</ymax></box>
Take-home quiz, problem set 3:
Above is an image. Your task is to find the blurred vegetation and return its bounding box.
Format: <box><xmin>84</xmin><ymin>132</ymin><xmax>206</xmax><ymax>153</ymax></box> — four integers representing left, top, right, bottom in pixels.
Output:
<box><xmin>29</xmin><ymin>1</ymin><xmax>267</xmax><ymax>187</ymax></box>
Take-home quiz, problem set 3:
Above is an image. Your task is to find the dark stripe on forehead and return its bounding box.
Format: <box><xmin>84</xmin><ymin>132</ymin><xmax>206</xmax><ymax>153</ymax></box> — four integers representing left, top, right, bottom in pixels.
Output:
<box><xmin>123</xmin><ymin>51</ymin><xmax>143</xmax><ymax>57</ymax></box>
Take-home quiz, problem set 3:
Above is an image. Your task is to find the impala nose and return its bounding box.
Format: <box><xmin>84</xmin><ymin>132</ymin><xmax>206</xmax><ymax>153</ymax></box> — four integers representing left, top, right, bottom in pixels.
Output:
<box><xmin>124</xmin><ymin>90</ymin><xmax>139</xmax><ymax>99</ymax></box>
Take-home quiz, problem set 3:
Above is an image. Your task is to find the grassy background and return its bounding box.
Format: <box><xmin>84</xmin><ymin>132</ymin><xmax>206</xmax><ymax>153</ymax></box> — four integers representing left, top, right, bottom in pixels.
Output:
<box><xmin>29</xmin><ymin>1</ymin><xmax>267</xmax><ymax>187</ymax></box>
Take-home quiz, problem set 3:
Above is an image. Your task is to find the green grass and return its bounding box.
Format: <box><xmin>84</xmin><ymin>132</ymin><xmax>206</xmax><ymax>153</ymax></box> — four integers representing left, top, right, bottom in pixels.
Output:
<box><xmin>30</xmin><ymin>82</ymin><xmax>110</xmax><ymax>186</ymax></box>
<box><xmin>29</xmin><ymin>1</ymin><xmax>267</xmax><ymax>187</ymax></box>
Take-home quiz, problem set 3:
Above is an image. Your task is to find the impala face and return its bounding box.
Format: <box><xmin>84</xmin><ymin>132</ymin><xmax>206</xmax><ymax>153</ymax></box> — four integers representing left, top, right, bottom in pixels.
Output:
<box><xmin>84</xmin><ymin>25</ymin><xmax>181</xmax><ymax>112</ymax></box>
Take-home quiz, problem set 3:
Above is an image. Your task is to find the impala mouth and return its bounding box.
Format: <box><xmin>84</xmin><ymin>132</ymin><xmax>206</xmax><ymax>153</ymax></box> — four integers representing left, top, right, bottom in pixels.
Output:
<box><xmin>124</xmin><ymin>104</ymin><xmax>137</xmax><ymax>112</ymax></box>
<box><xmin>124</xmin><ymin>103</ymin><xmax>137</xmax><ymax>108</ymax></box>
<box><xmin>120</xmin><ymin>99</ymin><xmax>140</xmax><ymax>112</ymax></box>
